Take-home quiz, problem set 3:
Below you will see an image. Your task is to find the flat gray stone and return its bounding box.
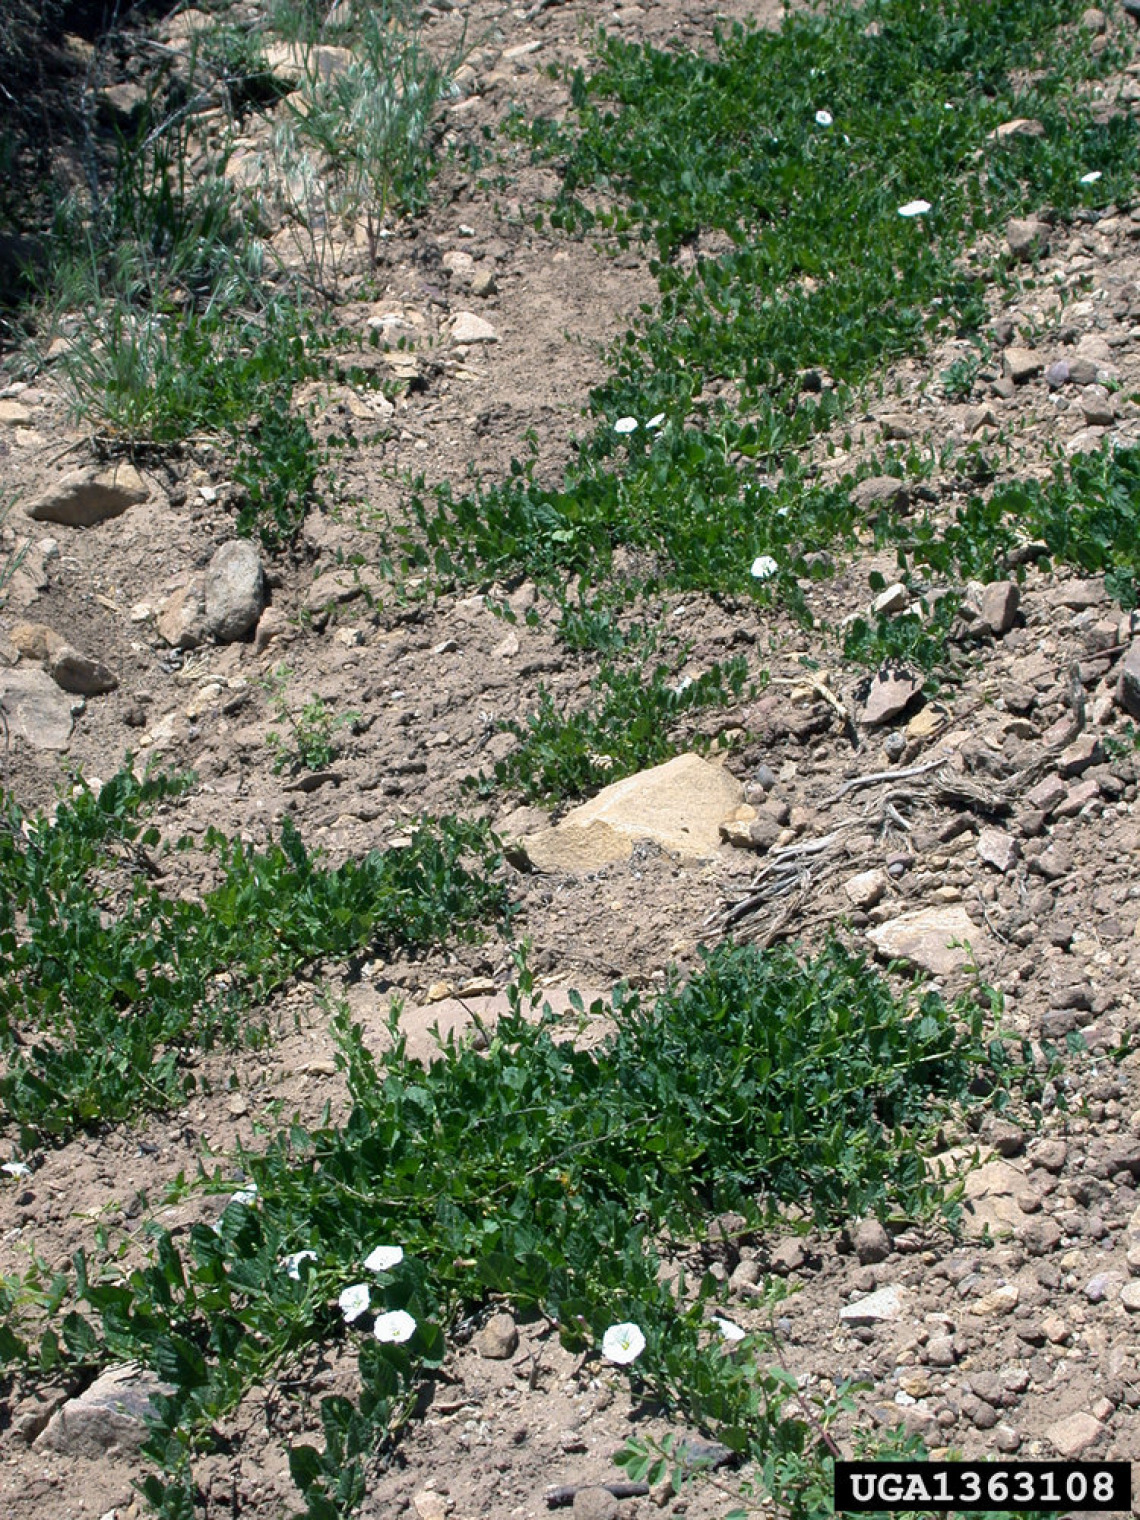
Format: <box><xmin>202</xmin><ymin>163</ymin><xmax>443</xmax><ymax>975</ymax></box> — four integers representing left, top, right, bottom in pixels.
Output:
<box><xmin>977</xmin><ymin>828</ymin><xmax>1018</xmax><ymax>874</ymax></box>
<box><xmin>0</xmin><ymin>665</ymin><xmax>76</xmax><ymax>749</ymax></box>
<box><xmin>1004</xmin><ymin>346</ymin><xmax>1044</xmax><ymax>383</ymax></box>
<box><xmin>839</xmin><ymin>1283</ymin><xmax>907</xmax><ymax>1325</ymax></box>
<box><xmin>304</xmin><ymin>564</ymin><xmax>385</xmax><ymax>616</ymax></box>
<box><xmin>857</xmin><ymin>667</ymin><xmax>922</xmax><ymax>726</ymax></box>
<box><xmin>449</xmin><ymin>311</ymin><xmax>499</xmax><ymax>345</ymax></box>
<box><xmin>27</xmin><ymin>463</ymin><xmax>148</xmax><ymax>527</ymax></box>
<box><xmin>852</xmin><ymin>476</ymin><xmax>910</xmax><ymax>515</ymax></box>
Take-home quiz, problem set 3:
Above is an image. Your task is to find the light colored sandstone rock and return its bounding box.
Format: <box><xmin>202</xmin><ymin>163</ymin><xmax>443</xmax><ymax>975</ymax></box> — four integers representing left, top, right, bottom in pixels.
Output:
<box><xmin>844</xmin><ymin>869</ymin><xmax>888</xmax><ymax>909</ymax></box>
<box><xmin>959</xmin><ymin>1157</ymin><xmax>1026</xmax><ymax>1240</ymax></box>
<box><xmin>1045</xmin><ymin>1410</ymin><xmax>1103</xmax><ymax>1460</ymax></box>
<box><xmin>522</xmin><ymin>754</ymin><xmax>744</xmax><ymax>872</ymax></box>
<box><xmin>157</xmin><ymin>579</ymin><xmax>208</xmax><ymax>650</ymax></box>
<box><xmin>868</xmin><ymin>904</ymin><xmax>990</xmax><ymax>976</ymax></box>
<box><xmin>839</xmin><ymin>1283</ymin><xmax>907</xmax><ymax>1325</ymax></box>
<box><xmin>449</xmin><ymin>311</ymin><xmax>499</xmax><ymax>345</ymax></box>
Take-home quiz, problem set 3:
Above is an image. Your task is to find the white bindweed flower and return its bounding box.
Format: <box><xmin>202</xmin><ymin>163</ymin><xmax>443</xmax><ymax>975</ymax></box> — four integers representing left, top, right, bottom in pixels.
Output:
<box><xmin>364</xmin><ymin>1245</ymin><xmax>404</xmax><ymax>1272</ymax></box>
<box><xmin>283</xmin><ymin>1250</ymin><xmax>318</xmax><ymax>1280</ymax></box>
<box><xmin>751</xmin><ymin>554</ymin><xmax>779</xmax><ymax>581</ymax></box>
<box><xmin>602</xmin><ymin>1322</ymin><xmax>646</xmax><ymax>1365</ymax></box>
<box><xmin>814</xmin><ymin>109</ymin><xmax>833</xmax><ymax>127</ymax></box>
<box><xmin>646</xmin><ymin>412</ymin><xmax>666</xmax><ymax>429</ymax></box>
<box><xmin>613</xmin><ymin>416</ymin><xmax>639</xmax><ymax>433</ymax></box>
<box><xmin>373</xmin><ymin>1309</ymin><xmax>417</xmax><ymax>1344</ymax></box>
<box><xmin>1080</xmin><ymin>170</ymin><xmax>1102</xmax><ymax>185</ymax></box>
<box><xmin>339</xmin><ymin>1283</ymin><xmax>371</xmax><ymax>1323</ymax></box>
<box><xmin>713</xmin><ymin>1317</ymin><xmax>747</xmax><ymax>1342</ymax></box>
<box><xmin>898</xmin><ymin>200</ymin><xmax>932</xmax><ymax>218</ymax></box>
<box><xmin>1</xmin><ymin>1161</ymin><xmax>30</xmax><ymax>1178</ymax></box>
<box><xmin>230</xmin><ymin>1184</ymin><xmax>258</xmax><ymax>1208</ymax></box>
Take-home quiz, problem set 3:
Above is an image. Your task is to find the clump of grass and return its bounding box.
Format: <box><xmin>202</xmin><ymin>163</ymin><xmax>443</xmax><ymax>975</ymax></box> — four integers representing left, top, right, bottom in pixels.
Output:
<box><xmin>274</xmin><ymin>0</ymin><xmax>461</xmax><ymax>272</ymax></box>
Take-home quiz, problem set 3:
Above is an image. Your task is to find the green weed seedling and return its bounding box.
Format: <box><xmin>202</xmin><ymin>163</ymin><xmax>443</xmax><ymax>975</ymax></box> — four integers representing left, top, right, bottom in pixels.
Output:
<box><xmin>939</xmin><ymin>353</ymin><xmax>982</xmax><ymax>403</ymax></box>
<box><xmin>263</xmin><ymin>665</ymin><xmax>361</xmax><ymax>774</ymax></box>
<box><xmin>22</xmin><ymin>940</ymin><xmax>1060</xmax><ymax>1519</ymax></box>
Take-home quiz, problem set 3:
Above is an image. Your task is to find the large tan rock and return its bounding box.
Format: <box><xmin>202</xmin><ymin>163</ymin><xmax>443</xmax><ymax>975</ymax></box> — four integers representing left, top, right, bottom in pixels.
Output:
<box><xmin>867</xmin><ymin>904</ymin><xmax>992</xmax><ymax>976</ymax></box>
<box><xmin>521</xmin><ymin>754</ymin><xmax>745</xmax><ymax>872</ymax></box>
<box><xmin>27</xmin><ymin>463</ymin><xmax>148</xmax><ymax>526</ymax></box>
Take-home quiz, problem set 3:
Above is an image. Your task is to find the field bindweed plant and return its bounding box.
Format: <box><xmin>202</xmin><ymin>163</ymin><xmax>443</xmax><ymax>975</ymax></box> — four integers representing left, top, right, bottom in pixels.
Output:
<box><xmin>5</xmin><ymin>940</ymin><xmax>1061</xmax><ymax>1518</ymax></box>
<box><xmin>469</xmin><ymin>655</ymin><xmax>751</xmax><ymax>804</ymax></box>
<box><xmin>0</xmin><ymin>768</ymin><xmax>510</xmax><ymax>1141</ymax></box>
<box><xmin>263</xmin><ymin>664</ymin><xmax>361</xmax><ymax>773</ymax></box>
<box><xmin>390</xmin><ymin>0</ymin><xmax>1139</xmax><ymax>693</ymax></box>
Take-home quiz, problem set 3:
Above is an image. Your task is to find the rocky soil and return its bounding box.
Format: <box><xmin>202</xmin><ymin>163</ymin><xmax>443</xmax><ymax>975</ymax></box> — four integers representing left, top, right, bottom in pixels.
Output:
<box><xmin>3</xmin><ymin>1</ymin><xmax>1140</xmax><ymax>1518</ymax></box>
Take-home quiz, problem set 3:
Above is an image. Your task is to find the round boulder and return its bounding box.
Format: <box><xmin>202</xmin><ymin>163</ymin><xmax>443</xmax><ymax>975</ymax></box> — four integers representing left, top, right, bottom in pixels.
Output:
<box><xmin>205</xmin><ymin>540</ymin><xmax>266</xmax><ymax>643</ymax></box>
